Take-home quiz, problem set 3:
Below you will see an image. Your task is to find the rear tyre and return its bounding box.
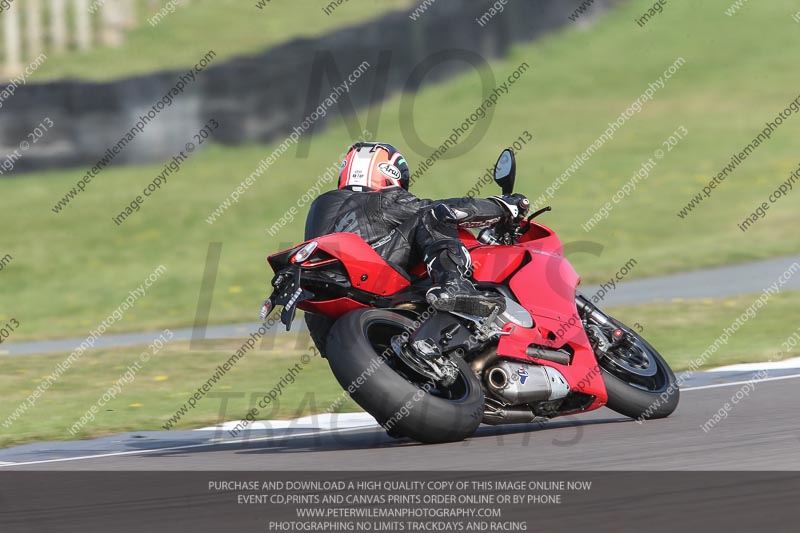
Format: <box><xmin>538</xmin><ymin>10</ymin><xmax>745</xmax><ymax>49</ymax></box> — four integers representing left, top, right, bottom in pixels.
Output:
<box><xmin>305</xmin><ymin>313</ymin><xmax>335</xmax><ymax>359</ymax></box>
<box><xmin>326</xmin><ymin>309</ymin><xmax>484</xmax><ymax>444</ymax></box>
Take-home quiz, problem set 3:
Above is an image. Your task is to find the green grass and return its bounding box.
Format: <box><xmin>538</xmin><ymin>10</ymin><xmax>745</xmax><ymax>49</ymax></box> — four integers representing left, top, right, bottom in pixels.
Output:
<box><xmin>608</xmin><ymin>290</ymin><xmax>800</xmax><ymax>372</ymax></box>
<box><xmin>2</xmin><ymin>0</ymin><xmax>800</xmax><ymax>341</ymax></box>
<box><xmin>0</xmin><ymin>335</ymin><xmax>357</xmax><ymax>448</ymax></box>
<box><xmin>3</xmin><ymin>289</ymin><xmax>797</xmax><ymax>449</ymax></box>
<box><xmin>20</xmin><ymin>0</ymin><xmax>415</xmax><ymax>81</ymax></box>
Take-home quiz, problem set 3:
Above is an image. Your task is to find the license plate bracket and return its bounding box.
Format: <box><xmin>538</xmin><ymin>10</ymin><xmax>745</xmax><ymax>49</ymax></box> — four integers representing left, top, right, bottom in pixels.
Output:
<box><xmin>269</xmin><ymin>266</ymin><xmax>314</xmax><ymax>330</ymax></box>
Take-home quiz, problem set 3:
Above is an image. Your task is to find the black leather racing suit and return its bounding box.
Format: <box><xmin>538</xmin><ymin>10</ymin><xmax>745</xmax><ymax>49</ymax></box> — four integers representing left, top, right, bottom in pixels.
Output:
<box><xmin>303</xmin><ymin>187</ymin><xmax>510</xmax><ymax>356</ymax></box>
<box><xmin>304</xmin><ymin>187</ymin><xmax>508</xmax><ymax>272</ymax></box>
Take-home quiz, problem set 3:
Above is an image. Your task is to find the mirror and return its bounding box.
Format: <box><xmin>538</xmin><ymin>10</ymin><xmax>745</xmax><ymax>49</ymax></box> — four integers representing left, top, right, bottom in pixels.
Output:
<box><xmin>494</xmin><ymin>149</ymin><xmax>516</xmax><ymax>195</ymax></box>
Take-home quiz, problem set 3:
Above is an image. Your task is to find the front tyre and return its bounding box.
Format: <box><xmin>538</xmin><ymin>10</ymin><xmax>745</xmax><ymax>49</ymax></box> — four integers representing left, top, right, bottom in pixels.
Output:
<box><xmin>588</xmin><ymin>315</ymin><xmax>679</xmax><ymax>420</ymax></box>
<box><xmin>326</xmin><ymin>309</ymin><xmax>484</xmax><ymax>444</ymax></box>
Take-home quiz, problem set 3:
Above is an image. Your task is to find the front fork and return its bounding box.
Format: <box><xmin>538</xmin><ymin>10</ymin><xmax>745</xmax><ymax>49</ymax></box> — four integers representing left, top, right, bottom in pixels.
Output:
<box><xmin>576</xmin><ymin>294</ymin><xmax>612</xmax><ymax>326</ymax></box>
<box><xmin>575</xmin><ymin>294</ymin><xmax>625</xmax><ymax>356</ymax></box>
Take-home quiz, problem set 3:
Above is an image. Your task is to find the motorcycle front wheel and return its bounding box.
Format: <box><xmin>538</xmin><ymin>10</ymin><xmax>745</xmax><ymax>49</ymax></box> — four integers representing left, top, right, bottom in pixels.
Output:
<box><xmin>590</xmin><ymin>314</ymin><xmax>680</xmax><ymax>420</ymax></box>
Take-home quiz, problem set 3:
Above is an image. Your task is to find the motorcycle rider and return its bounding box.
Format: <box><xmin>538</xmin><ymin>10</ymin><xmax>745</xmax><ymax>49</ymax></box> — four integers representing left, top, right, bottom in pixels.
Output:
<box><xmin>305</xmin><ymin>141</ymin><xmax>530</xmax><ymax>317</ymax></box>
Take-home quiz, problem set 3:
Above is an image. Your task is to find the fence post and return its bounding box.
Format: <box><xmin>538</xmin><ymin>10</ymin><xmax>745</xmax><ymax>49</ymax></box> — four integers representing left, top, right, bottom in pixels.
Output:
<box><xmin>49</xmin><ymin>0</ymin><xmax>68</xmax><ymax>53</ymax></box>
<box><xmin>101</xmin><ymin>0</ymin><xmax>125</xmax><ymax>46</ymax></box>
<box><xmin>74</xmin><ymin>0</ymin><xmax>92</xmax><ymax>51</ymax></box>
<box><xmin>121</xmin><ymin>0</ymin><xmax>136</xmax><ymax>29</ymax></box>
<box><xmin>26</xmin><ymin>0</ymin><xmax>45</xmax><ymax>59</ymax></box>
<box><xmin>3</xmin><ymin>1</ymin><xmax>23</xmax><ymax>76</ymax></box>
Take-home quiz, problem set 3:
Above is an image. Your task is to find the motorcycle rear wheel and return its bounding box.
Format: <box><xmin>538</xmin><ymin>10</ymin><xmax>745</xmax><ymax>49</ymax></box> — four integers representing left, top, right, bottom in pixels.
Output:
<box><xmin>326</xmin><ymin>309</ymin><xmax>484</xmax><ymax>443</ymax></box>
<box><xmin>305</xmin><ymin>312</ymin><xmax>334</xmax><ymax>359</ymax></box>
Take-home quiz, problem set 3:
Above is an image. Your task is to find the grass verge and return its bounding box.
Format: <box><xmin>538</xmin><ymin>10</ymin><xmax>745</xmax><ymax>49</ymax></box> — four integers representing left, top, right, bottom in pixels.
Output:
<box><xmin>2</xmin><ymin>0</ymin><xmax>799</xmax><ymax>341</ymax></box>
<box><xmin>607</xmin><ymin>290</ymin><xmax>800</xmax><ymax>372</ymax></box>
<box><xmin>16</xmin><ymin>0</ymin><xmax>415</xmax><ymax>82</ymax></box>
<box><xmin>0</xmin><ymin>334</ymin><xmax>355</xmax><ymax>449</ymax></box>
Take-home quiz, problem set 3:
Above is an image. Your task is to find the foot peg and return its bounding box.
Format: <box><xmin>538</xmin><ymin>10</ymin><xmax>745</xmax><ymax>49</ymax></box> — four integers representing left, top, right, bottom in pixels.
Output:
<box><xmin>427</xmin><ymin>289</ymin><xmax>506</xmax><ymax>317</ymax></box>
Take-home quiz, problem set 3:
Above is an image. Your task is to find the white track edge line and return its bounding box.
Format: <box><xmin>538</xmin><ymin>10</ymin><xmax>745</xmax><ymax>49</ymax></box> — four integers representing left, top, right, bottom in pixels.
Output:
<box><xmin>682</xmin><ymin>372</ymin><xmax>800</xmax><ymax>391</ymax></box>
<box><xmin>6</xmin><ymin>374</ymin><xmax>800</xmax><ymax>467</ymax></box>
<box><xmin>0</xmin><ymin>426</ymin><xmax>369</xmax><ymax>468</ymax></box>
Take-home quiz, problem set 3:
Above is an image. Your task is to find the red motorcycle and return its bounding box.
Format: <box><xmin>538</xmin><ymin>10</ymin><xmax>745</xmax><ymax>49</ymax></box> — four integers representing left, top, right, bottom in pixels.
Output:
<box><xmin>262</xmin><ymin>149</ymin><xmax>679</xmax><ymax>443</ymax></box>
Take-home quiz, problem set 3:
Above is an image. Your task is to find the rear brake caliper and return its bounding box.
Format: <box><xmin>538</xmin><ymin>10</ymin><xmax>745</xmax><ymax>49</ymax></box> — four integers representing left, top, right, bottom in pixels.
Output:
<box><xmin>390</xmin><ymin>336</ymin><xmax>459</xmax><ymax>387</ymax></box>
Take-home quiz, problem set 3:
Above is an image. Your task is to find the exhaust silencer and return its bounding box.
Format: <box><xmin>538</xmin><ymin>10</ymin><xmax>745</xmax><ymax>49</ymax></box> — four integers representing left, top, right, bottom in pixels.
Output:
<box><xmin>486</xmin><ymin>361</ymin><xmax>570</xmax><ymax>404</ymax></box>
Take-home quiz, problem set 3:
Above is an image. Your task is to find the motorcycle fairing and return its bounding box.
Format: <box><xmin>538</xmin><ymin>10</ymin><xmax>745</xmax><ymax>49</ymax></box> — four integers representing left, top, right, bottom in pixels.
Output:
<box><xmin>469</xmin><ymin>246</ymin><xmax>528</xmax><ymax>284</ymax></box>
<box><xmin>268</xmin><ymin>232</ymin><xmax>411</xmax><ymax>296</ymax></box>
<box><xmin>499</xmin><ymin>258</ymin><xmax>607</xmax><ymax>408</ymax></box>
<box><xmin>472</xmin><ymin>224</ymin><xmax>608</xmax><ymax>409</ymax></box>
<box><xmin>299</xmin><ymin>297</ymin><xmax>370</xmax><ymax>318</ymax></box>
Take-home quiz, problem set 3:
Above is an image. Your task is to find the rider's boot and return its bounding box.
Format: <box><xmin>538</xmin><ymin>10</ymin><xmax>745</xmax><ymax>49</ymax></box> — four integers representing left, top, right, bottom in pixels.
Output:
<box><xmin>425</xmin><ymin>244</ymin><xmax>505</xmax><ymax>317</ymax></box>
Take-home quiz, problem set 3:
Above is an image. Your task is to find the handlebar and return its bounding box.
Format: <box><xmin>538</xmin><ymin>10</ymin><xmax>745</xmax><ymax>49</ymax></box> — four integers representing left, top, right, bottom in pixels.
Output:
<box><xmin>481</xmin><ymin>204</ymin><xmax>553</xmax><ymax>245</ymax></box>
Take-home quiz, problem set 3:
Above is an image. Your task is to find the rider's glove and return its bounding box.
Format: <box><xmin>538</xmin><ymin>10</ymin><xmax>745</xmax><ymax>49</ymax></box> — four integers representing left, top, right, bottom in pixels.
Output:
<box><xmin>490</xmin><ymin>194</ymin><xmax>530</xmax><ymax>221</ymax></box>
